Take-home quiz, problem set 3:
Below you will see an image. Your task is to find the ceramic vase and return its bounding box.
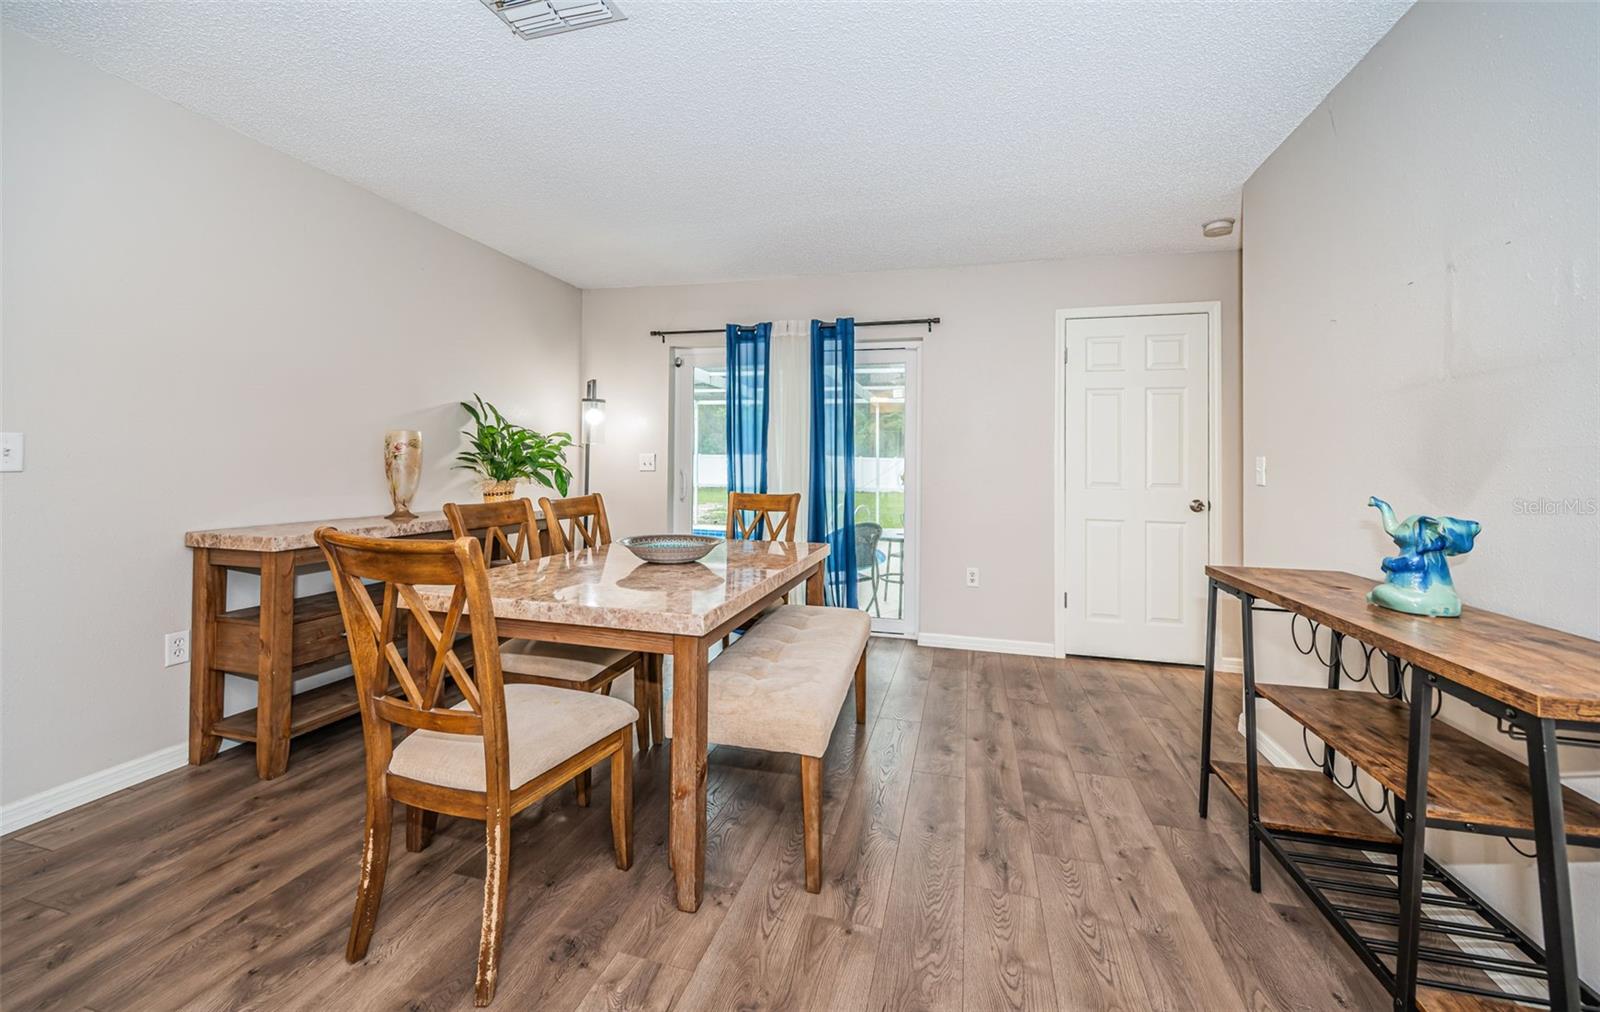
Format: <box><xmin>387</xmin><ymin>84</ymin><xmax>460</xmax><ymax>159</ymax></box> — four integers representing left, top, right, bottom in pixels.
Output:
<box><xmin>482</xmin><ymin>479</ymin><xmax>519</xmax><ymax>503</ymax></box>
<box><xmin>384</xmin><ymin>430</ymin><xmax>422</xmax><ymax>521</ymax></box>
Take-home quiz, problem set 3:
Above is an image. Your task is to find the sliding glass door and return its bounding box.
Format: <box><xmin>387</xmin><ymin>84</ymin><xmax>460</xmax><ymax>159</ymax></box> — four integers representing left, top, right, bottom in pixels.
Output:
<box><xmin>854</xmin><ymin>346</ymin><xmax>918</xmax><ymax>635</ymax></box>
<box><xmin>669</xmin><ymin>342</ymin><xmax>919</xmax><ymax>635</ymax></box>
<box><xmin>670</xmin><ymin>347</ymin><xmax>730</xmax><ymax>535</ymax></box>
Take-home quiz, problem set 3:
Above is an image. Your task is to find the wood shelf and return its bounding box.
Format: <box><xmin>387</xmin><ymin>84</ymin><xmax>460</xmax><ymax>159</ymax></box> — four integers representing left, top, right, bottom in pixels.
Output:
<box><xmin>212</xmin><ymin>678</ymin><xmax>396</xmax><ymax>742</ymax></box>
<box><xmin>1416</xmin><ymin>986</ymin><xmax>1535</xmax><ymax>1011</ymax></box>
<box><xmin>1211</xmin><ymin>760</ymin><xmax>1397</xmax><ymax>843</ymax></box>
<box><xmin>1256</xmin><ymin>685</ymin><xmax>1600</xmax><ymax>843</ymax></box>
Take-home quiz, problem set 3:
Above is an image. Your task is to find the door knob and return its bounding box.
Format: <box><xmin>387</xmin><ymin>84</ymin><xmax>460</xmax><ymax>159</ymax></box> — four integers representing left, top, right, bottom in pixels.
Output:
<box><xmin>1189</xmin><ymin>499</ymin><xmax>1208</xmax><ymax>513</ymax></box>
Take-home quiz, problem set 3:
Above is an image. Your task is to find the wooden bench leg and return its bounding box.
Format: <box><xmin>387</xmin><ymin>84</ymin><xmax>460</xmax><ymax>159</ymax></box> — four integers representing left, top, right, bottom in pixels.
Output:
<box><xmin>801</xmin><ymin>754</ymin><xmax>823</xmax><ymax>893</ymax></box>
<box><xmin>854</xmin><ymin>647</ymin><xmax>867</xmax><ymax>724</ymax></box>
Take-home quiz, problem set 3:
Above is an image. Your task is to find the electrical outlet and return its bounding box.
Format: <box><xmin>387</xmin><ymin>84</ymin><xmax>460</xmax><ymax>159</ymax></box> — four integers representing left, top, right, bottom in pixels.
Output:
<box><xmin>164</xmin><ymin>630</ymin><xmax>190</xmax><ymax>667</ymax></box>
<box><xmin>638</xmin><ymin>452</ymin><xmax>657</xmax><ymax>472</ymax></box>
<box><xmin>1255</xmin><ymin>455</ymin><xmax>1268</xmax><ymax>487</ymax></box>
<box><xmin>965</xmin><ymin>567</ymin><xmax>980</xmax><ymax>588</ymax></box>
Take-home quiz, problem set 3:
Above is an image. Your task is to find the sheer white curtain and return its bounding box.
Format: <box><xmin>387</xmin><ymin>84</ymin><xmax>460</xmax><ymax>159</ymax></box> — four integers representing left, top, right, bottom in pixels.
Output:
<box><xmin>766</xmin><ymin>319</ymin><xmax>812</xmax><ymax>550</ymax></box>
<box><xmin>764</xmin><ymin>320</ymin><xmax>812</xmax><ymax>509</ymax></box>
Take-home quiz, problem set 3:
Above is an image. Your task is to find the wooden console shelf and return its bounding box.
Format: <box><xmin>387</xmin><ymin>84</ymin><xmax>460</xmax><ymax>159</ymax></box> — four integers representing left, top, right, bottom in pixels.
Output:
<box><xmin>212</xmin><ymin>680</ymin><xmax>404</xmax><ymax>743</ymax></box>
<box><xmin>1201</xmin><ymin>566</ymin><xmax>1600</xmax><ymax>1010</ymax></box>
<box><xmin>1210</xmin><ymin>760</ymin><xmax>1396</xmax><ymax>843</ymax></box>
<box><xmin>186</xmin><ymin>510</ymin><xmax>545</xmax><ymax>779</ymax></box>
<box><xmin>1257</xmin><ymin>684</ymin><xmax>1600</xmax><ymax>843</ymax></box>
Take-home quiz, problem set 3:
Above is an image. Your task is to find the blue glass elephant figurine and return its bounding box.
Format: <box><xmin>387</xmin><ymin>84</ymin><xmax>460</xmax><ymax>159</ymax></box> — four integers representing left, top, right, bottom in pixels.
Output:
<box><xmin>1367</xmin><ymin>497</ymin><xmax>1482</xmax><ymax>617</ymax></box>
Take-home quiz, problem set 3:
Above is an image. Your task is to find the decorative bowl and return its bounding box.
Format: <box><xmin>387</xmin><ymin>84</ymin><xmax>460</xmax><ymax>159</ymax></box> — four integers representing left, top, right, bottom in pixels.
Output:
<box><xmin>619</xmin><ymin>534</ymin><xmax>722</xmax><ymax>565</ymax></box>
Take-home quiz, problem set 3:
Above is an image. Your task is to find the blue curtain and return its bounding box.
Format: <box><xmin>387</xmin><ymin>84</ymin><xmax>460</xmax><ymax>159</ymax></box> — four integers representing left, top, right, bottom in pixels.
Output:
<box><xmin>808</xmin><ymin>318</ymin><xmax>857</xmax><ymax>607</ymax></box>
<box><xmin>725</xmin><ymin>324</ymin><xmax>771</xmax><ymax>513</ymax></box>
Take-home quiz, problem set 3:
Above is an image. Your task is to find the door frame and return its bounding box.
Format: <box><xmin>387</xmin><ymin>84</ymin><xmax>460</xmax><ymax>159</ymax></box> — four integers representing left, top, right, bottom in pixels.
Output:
<box><xmin>1052</xmin><ymin>301</ymin><xmax>1223</xmax><ymax>660</ymax></box>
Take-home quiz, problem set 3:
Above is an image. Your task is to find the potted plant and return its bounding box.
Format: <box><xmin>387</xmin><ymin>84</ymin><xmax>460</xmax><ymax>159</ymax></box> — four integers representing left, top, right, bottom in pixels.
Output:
<box><xmin>454</xmin><ymin>395</ymin><xmax>573</xmax><ymax>502</ymax></box>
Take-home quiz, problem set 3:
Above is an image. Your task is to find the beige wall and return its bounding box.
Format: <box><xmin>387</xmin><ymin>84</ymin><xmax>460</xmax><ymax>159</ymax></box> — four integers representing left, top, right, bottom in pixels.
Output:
<box><xmin>1242</xmin><ymin>1</ymin><xmax>1598</xmax><ymax>974</ymax></box>
<box><xmin>581</xmin><ymin>251</ymin><xmax>1242</xmax><ymax>651</ymax></box>
<box><xmin>0</xmin><ymin>31</ymin><xmax>583</xmax><ymax>808</ymax></box>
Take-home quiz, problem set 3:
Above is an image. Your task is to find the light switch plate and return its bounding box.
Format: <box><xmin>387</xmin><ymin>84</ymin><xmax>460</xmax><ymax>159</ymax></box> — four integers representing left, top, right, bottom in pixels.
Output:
<box><xmin>0</xmin><ymin>433</ymin><xmax>23</xmax><ymax>472</ymax></box>
<box><xmin>1255</xmin><ymin>455</ymin><xmax>1268</xmax><ymax>487</ymax></box>
<box><xmin>638</xmin><ymin>453</ymin><xmax>657</xmax><ymax>472</ymax></box>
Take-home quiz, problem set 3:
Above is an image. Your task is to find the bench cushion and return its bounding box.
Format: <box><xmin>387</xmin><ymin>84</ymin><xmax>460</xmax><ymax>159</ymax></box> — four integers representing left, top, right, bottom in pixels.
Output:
<box><xmin>389</xmin><ymin>684</ymin><xmax>637</xmax><ymax>793</ymax></box>
<box><xmin>704</xmin><ymin>605</ymin><xmax>870</xmax><ymax>757</ymax></box>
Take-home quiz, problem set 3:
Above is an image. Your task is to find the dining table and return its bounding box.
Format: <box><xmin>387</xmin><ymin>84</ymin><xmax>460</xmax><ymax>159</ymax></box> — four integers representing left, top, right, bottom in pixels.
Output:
<box><xmin>409</xmin><ymin>537</ymin><xmax>831</xmax><ymax>913</ymax></box>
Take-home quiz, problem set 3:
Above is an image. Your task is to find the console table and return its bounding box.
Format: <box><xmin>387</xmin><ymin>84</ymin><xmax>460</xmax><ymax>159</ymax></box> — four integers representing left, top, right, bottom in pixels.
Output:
<box><xmin>185</xmin><ymin>512</ymin><xmax>547</xmax><ymax>779</ymax></box>
<box><xmin>1198</xmin><ymin>566</ymin><xmax>1599</xmax><ymax>1011</ymax></box>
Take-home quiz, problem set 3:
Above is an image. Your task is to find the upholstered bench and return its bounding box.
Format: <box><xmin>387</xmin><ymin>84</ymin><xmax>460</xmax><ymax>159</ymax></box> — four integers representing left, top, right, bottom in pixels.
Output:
<box><xmin>707</xmin><ymin>604</ymin><xmax>871</xmax><ymax>892</ymax></box>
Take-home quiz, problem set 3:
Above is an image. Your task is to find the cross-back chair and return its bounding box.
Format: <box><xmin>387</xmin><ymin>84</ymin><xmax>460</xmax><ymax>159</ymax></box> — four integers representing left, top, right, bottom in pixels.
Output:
<box><xmin>539</xmin><ymin>492</ymin><xmax>612</xmax><ymax>553</ymax></box>
<box><xmin>538</xmin><ymin>492</ymin><xmax>667</xmax><ymax>749</ymax></box>
<box><xmin>443</xmin><ymin>497</ymin><xmax>545</xmax><ymax>567</ymax></box>
<box><xmin>444</xmin><ymin>498</ymin><xmax>651</xmax><ymax>795</ymax></box>
<box><xmin>722</xmin><ymin>491</ymin><xmax>804</xmax><ymax>648</ymax></box>
<box><xmin>725</xmin><ymin>491</ymin><xmax>801</xmax><ymax>542</ymax></box>
<box><xmin>315</xmin><ymin>527</ymin><xmax>637</xmax><ymax>1007</ymax></box>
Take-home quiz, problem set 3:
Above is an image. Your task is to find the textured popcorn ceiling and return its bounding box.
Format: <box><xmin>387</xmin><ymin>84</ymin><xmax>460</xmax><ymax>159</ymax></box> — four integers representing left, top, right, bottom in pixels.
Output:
<box><xmin>4</xmin><ymin>1</ymin><xmax>1408</xmax><ymax>289</ymax></box>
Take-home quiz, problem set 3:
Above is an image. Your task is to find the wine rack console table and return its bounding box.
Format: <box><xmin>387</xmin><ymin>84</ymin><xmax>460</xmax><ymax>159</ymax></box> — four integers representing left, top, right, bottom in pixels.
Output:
<box><xmin>184</xmin><ymin>512</ymin><xmax>547</xmax><ymax>779</ymax></box>
<box><xmin>1198</xmin><ymin>566</ymin><xmax>1599</xmax><ymax>1012</ymax></box>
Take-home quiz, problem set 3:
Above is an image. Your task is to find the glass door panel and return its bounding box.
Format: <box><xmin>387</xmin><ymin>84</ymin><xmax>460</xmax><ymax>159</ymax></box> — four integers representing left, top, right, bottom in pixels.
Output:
<box><xmin>854</xmin><ymin>347</ymin><xmax>918</xmax><ymax>635</ymax></box>
<box><xmin>671</xmin><ymin>348</ymin><xmax>729</xmax><ymax>535</ymax></box>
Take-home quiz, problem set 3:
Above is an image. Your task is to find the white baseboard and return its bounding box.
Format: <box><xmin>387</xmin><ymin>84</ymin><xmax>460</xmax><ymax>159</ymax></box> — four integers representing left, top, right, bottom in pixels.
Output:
<box><xmin>1216</xmin><ymin>655</ymin><xmax>1243</xmax><ymax>674</ymax></box>
<box><xmin>0</xmin><ymin>741</ymin><xmax>192</xmax><ymax>835</ymax></box>
<box><xmin>916</xmin><ymin>632</ymin><xmax>1057</xmax><ymax>657</ymax></box>
<box><xmin>1236</xmin><ymin>712</ymin><xmax>1310</xmax><ymax>770</ymax></box>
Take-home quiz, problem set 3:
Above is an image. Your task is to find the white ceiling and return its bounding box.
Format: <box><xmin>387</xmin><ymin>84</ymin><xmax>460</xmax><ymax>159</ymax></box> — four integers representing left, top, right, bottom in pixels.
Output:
<box><xmin>4</xmin><ymin>1</ymin><xmax>1408</xmax><ymax>289</ymax></box>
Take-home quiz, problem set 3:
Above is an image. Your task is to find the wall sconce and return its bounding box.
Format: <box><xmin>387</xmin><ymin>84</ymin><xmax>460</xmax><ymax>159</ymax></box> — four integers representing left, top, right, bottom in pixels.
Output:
<box><xmin>580</xmin><ymin>378</ymin><xmax>606</xmax><ymax>494</ymax></box>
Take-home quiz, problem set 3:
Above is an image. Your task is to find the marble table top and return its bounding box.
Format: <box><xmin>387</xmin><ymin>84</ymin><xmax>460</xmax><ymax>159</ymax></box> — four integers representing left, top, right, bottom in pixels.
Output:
<box><xmin>413</xmin><ymin>540</ymin><xmax>830</xmax><ymax>637</ymax></box>
<box><xmin>185</xmin><ymin>512</ymin><xmax>456</xmax><ymax>552</ymax></box>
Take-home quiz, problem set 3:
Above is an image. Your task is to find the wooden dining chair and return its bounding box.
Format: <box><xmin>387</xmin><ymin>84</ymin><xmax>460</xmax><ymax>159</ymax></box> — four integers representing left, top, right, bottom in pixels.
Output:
<box><xmin>315</xmin><ymin>527</ymin><xmax>636</xmax><ymax>1007</ymax></box>
<box><xmin>722</xmin><ymin>491</ymin><xmax>804</xmax><ymax>647</ymax></box>
<box><xmin>725</xmin><ymin>491</ymin><xmax>801</xmax><ymax>542</ymax></box>
<box><xmin>445</xmin><ymin>498</ymin><xmax>650</xmax><ymax>790</ymax></box>
<box><xmin>538</xmin><ymin>492</ymin><xmax>612</xmax><ymax>553</ymax></box>
<box><xmin>537</xmin><ymin>492</ymin><xmax>665</xmax><ymax>749</ymax></box>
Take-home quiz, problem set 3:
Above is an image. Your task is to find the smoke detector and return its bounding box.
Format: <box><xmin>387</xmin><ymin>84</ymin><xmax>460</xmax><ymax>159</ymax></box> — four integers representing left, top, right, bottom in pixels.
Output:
<box><xmin>480</xmin><ymin>0</ymin><xmax>627</xmax><ymax>40</ymax></box>
<box><xmin>1201</xmin><ymin>218</ymin><xmax>1236</xmax><ymax>238</ymax></box>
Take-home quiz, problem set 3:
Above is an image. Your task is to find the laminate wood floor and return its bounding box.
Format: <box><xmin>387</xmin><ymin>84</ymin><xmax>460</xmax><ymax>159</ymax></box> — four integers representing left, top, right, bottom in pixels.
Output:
<box><xmin>1</xmin><ymin>643</ymin><xmax>1396</xmax><ymax>1011</ymax></box>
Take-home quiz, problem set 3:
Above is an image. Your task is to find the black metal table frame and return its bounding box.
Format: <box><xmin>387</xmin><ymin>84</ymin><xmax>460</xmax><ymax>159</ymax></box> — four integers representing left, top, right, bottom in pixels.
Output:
<box><xmin>1196</xmin><ymin>576</ymin><xmax>1598</xmax><ymax>1011</ymax></box>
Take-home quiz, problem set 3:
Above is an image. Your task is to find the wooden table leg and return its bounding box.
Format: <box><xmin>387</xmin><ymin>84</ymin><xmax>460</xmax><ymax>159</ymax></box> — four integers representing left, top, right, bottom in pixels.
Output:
<box><xmin>188</xmin><ymin>548</ymin><xmax>225</xmax><ymax>765</ymax></box>
<box><xmin>254</xmin><ymin>553</ymin><xmax>297</xmax><ymax>779</ymax></box>
<box><xmin>806</xmin><ymin>560</ymin><xmax>825</xmax><ymax>606</ymax></box>
<box><xmin>670</xmin><ymin>633</ymin><xmax>709</xmax><ymax>912</ymax></box>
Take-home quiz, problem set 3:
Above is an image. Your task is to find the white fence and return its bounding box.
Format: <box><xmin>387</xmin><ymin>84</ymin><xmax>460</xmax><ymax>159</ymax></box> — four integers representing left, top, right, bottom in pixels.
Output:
<box><xmin>695</xmin><ymin>454</ymin><xmax>905</xmax><ymax>493</ymax></box>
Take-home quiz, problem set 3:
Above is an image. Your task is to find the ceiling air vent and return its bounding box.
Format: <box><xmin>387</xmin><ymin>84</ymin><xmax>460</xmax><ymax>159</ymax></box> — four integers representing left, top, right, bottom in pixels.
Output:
<box><xmin>480</xmin><ymin>0</ymin><xmax>626</xmax><ymax>40</ymax></box>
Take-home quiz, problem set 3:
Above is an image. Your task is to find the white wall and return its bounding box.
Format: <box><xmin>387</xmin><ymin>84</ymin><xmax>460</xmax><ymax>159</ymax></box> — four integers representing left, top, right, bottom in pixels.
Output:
<box><xmin>0</xmin><ymin>31</ymin><xmax>583</xmax><ymax>811</ymax></box>
<box><xmin>1242</xmin><ymin>1</ymin><xmax>1598</xmax><ymax>979</ymax></box>
<box><xmin>581</xmin><ymin>251</ymin><xmax>1241</xmax><ymax>652</ymax></box>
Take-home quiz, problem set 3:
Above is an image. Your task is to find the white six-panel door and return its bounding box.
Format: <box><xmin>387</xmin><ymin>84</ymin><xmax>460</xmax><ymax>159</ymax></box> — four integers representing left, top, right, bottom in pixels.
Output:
<box><xmin>1061</xmin><ymin>312</ymin><xmax>1210</xmax><ymax>663</ymax></box>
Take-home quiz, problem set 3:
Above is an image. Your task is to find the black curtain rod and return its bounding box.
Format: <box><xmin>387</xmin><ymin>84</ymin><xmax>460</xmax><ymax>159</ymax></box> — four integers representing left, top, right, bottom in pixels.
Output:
<box><xmin>651</xmin><ymin>317</ymin><xmax>940</xmax><ymax>342</ymax></box>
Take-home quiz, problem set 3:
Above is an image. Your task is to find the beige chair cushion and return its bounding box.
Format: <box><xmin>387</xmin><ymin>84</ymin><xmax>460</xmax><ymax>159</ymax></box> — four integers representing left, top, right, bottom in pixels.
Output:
<box><xmin>499</xmin><ymin>641</ymin><xmax>633</xmax><ymax>683</ymax></box>
<box><xmin>389</xmin><ymin>684</ymin><xmax>637</xmax><ymax>793</ymax></box>
<box><xmin>702</xmin><ymin>605</ymin><xmax>870</xmax><ymax>757</ymax></box>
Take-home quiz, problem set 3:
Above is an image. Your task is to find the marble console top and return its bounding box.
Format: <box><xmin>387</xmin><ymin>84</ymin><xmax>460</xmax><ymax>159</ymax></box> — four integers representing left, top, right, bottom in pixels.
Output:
<box><xmin>185</xmin><ymin>512</ymin><xmax>455</xmax><ymax>552</ymax></box>
<box><xmin>412</xmin><ymin>540</ymin><xmax>830</xmax><ymax>637</ymax></box>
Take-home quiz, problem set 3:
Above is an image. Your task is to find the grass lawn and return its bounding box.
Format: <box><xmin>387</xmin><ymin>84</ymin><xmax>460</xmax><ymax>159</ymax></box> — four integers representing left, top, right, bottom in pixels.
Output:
<box><xmin>696</xmin><ymin>487</ymin><xmax>904</xmax><ymax>530</ymax></box>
